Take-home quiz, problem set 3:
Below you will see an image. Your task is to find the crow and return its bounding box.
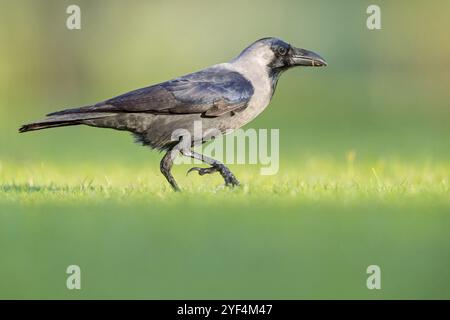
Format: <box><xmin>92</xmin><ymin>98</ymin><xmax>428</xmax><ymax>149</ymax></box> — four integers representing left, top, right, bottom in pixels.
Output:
<box><xmin>19</xmin><ymin>37</ymin><xmax>327</xmax><ymax>191</ymax></box>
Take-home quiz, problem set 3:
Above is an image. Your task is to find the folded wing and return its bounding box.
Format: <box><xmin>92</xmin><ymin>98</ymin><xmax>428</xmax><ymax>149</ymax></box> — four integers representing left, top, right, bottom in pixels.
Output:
<box><xmin>48</xmin><ymin>66</ymin><xmax>254</xmax><ymax>118</ymax></box>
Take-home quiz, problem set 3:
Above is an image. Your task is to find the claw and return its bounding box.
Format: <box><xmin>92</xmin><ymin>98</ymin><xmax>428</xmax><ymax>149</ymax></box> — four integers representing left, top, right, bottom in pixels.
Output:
<box><xmin>186</xmin><ymin>164</ymin><xmax>240</xmax><ymax>187</ymax></box>
<box><xmin>224</xmin><ymin>175</ymin><xmax>240</xmax><ymax>187</ymax></box>
<box><xmin>186</xmin><ymin>167</ymin><xmax>202</xmax><ymax>176</ymax></box>
<box><xmin>186</xmin><ymin>166</ymin><xmax>218</xmax><ymax>176</ymax></box>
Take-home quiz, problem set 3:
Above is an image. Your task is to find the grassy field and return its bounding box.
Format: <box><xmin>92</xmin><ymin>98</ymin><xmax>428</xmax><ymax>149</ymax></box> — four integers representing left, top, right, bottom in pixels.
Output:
<box><xmin>2</xmin><ymin>158</ymin><xmax>450</xmax><ymax>204</ymax></box>
<box><xmin>1</xmin><ymin>157</ymin><xmax>450</xmax><ymax>299</ymax></box>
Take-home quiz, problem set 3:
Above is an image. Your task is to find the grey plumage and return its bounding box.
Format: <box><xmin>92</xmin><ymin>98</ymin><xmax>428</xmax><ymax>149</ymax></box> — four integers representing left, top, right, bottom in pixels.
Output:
<box><xmin>19</xmin><ymin>37</ymin><xmax>327</xmax><ymax>190</ymax></box>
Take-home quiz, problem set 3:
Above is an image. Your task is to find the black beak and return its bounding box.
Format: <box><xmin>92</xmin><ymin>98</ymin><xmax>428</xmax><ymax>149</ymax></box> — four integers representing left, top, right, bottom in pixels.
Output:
<box><xmin>291</xmin><ymin>47</ymin><xmax>327</xmax><ymax>67</ymax></box>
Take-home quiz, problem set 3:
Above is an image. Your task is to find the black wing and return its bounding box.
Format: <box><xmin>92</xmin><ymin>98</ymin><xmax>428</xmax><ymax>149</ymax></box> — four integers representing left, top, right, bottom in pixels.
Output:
<box><xmin>49</xmin><ymin>66</ymin><xmax>254</xmax><ymax>118</ymax></box>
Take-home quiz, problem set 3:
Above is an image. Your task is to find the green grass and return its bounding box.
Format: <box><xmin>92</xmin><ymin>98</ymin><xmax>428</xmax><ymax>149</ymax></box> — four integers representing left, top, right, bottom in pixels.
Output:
<box><xmin>2</xmin><ymin>0</ymin><xmax>450</xmax><ymax>299</ymax></box>
<box><xmin>1</xmin><ymin>158</ymin><xmax>450</xmax><ymax>299</ymax></box>
<box><xmin>1</xmin><ymin>158</ymin><xmax>450</xmax><ymax>203</ymax></box>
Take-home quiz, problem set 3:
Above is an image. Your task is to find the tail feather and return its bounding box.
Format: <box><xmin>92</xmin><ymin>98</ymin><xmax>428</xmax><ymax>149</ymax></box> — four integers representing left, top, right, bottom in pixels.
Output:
<box><xmin>19</xmin><ymin>120</ymin><xmax>82</xmax><ymax>133</ymax></box>
<box><xmin>46</xmin><ymin>105</ymin><xmax>97</xmax><ymax>116</ymax></box>
<box><xmin>19</xmin><ymin>110</ymin><xmax>117</xmax><ymax>133</ymax></box>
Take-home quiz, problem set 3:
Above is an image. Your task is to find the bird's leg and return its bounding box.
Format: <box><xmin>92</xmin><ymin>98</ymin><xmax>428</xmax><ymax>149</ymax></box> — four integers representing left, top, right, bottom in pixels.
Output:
<box><xmin>183</xmin><ymin>150</ymin><xmax>240</xmax><ymax>187</ymax></box>
<box><xmin>160</xmin><ymin>148</ymin><xmax>180</xmax><ymax>191</ymax></box>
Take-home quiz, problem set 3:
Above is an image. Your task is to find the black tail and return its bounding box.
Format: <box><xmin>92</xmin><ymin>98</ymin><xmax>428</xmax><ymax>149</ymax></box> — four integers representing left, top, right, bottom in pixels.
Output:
<box><xmin>19</xmin><ymin>106</ymin><xmax>117</xmax><ymax>133</ymax></box>
<box><xmin>19</xmin><ymin>120</ymin><xmax>82</xmax><ymax>133</ymax></box>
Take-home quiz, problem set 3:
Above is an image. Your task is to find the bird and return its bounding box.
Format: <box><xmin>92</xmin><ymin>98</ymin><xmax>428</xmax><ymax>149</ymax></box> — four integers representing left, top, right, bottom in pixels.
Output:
<box><xmin>19</xmin><ymin>37</ymin><xmax>327</xmax><ymax>191</ymax></box>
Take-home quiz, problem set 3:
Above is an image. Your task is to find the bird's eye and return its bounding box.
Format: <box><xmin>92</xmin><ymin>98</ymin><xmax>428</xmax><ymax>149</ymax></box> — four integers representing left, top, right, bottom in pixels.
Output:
<box><xmin>277</xmin><ymin>47</ymin><xmax>287</xmax><ymax>56</ymax></box>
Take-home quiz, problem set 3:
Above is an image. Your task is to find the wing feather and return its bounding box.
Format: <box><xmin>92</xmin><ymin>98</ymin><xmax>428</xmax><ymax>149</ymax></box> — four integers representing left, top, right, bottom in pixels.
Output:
<box><xmin>100</xmin><ymin>66</ymin><xmax>254</xmax><ymax>117</ymax></box>
<box><xmin>49</xmin><ymin>67</ymin><xmax>254</xmax><ymax>118</ymax></box>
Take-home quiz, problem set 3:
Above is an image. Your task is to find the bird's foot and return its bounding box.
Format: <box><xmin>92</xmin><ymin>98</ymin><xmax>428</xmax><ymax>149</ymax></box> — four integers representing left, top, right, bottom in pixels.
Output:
<box><xmin>187</xmin><ymin>164</ymin><xmax>240</xmax><ymax>187</ymax></box>
<box><xmin>187</xmin><ymin>166</ymin><xmax>219</xmax><ymax>176</ymax></box>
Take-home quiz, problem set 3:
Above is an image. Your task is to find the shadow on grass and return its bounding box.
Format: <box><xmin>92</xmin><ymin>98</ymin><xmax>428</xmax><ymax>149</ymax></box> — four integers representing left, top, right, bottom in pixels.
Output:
<box><xmin>1</xmin><ymin>184</ymin><xmax>65</xmax><ymax>193</ymax></box>
<box><xmin>0</xmin><ymin>183</ymin><xmax>99</xmax><ymax>194</ymax></box>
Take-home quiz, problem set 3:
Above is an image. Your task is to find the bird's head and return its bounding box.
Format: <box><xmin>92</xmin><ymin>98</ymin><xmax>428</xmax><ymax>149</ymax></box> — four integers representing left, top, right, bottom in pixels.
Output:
<box><xmin>234</xmin><ymin>37</ymin><xmax>327</xmax><ymax>72</ymax></box>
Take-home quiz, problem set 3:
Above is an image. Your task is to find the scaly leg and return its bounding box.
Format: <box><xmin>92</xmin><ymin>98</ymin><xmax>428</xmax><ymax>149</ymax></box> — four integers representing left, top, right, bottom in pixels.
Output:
<box><xmin>182</xmin><ymin>149</ymin><xmax>240</xmax><ymax>187</ymax></box>
<box><xmin>160</xmin><ymin>148</ymin><xmax>180</xmax><ymax>191</ymax></box>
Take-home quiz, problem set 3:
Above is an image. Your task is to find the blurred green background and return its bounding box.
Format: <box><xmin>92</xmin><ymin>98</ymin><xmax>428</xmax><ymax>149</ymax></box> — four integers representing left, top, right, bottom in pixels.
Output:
<box><xmin>1</xmin><ymin>0</ymin><xmax>450</xmax><ymax>299</ymax></box>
